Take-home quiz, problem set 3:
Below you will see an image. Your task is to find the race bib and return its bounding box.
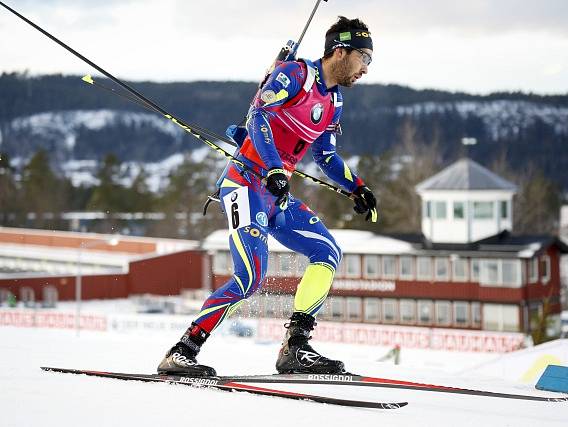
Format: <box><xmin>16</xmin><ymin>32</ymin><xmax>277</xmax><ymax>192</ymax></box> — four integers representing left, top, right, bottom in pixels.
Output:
<box><xmin>222</xmin><ymin>186</ymin><xmax>251</xmax><ymax>232</ymax></box>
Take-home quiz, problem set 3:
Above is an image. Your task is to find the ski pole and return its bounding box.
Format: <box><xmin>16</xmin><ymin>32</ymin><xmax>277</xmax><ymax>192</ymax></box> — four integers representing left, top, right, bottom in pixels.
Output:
<box><xmin>81</xmin><ymin>75</ymin><xmax>354</xmax><ymax>200</ymax></box>
<box><xmin>295</xmin><ymin>0</ymin><xmax>328</xmax><ymax>54</ymax></box>
<box><xmin>274</xmin><ymin>0</ymin><xmax>329</xmax><ymax>65</ymax></box>
<box><xmin>0</xmin><ymin>1</ymin><xmax>354</xmax><ymax>201</ymax></box>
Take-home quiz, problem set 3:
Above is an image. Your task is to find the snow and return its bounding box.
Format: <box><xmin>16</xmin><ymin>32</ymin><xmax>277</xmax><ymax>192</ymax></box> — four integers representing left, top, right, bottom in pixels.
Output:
<box><xmin>1</xmin><ymin>301</ymin><xmax>567</xmax><ymax>426</ymax></box>
<box><xmin>11</xmin><ymin>110</ymin><xmax>185</xmax><ymax>147</ymax></box>
<box><xmin>395</xmin><ymin>100</ymin><xmax>568</xmax><ymax>141</ymax></box>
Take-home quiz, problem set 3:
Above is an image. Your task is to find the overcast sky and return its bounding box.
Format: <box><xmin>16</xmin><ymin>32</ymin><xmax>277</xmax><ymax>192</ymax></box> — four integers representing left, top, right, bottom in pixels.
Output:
<box><xmin>1</xmin><ymin>0</ymin><xmax>567</xmax><ymax>95</ymax></box>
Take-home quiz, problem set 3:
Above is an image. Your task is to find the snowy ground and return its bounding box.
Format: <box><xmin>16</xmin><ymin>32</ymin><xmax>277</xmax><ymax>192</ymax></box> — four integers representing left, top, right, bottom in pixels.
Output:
<box><xmin>1</xmin><ymin>303</ymin><xmax>568</xmax><ymax>426</ymax></box>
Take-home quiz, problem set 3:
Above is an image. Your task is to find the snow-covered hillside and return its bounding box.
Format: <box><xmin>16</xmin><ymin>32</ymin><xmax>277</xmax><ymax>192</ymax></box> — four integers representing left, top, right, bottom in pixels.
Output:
<box><xmin>2</xmin><ymin>98</ymin><xmax>568</xmax><ymax>191</ymax></box>
<box><xmin>10</xmin><ymin>109</ymin><xmax>184</xmax><ymax>150</ymax></box>
<box><xmin>395</xmin><ymin>100</ymin><xmax>568</xmax><ymax>141</ymax></box>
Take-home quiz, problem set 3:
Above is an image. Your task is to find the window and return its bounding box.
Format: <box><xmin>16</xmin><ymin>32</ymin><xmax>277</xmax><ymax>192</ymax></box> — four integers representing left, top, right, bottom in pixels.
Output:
<box><xmin>346</xmin><ymin>297</ymin><xmax>362</xmax><ymax>322</ymax></box>
<box><xmin>482</xmin><ymin>304</ymin><xmax>520</xmax><ymax>332</ymax></box>
<box><xmin>502</xmin><ymin>259</ymin><xmax>521</xmax><ymax>287</ymax></box>
<box><xmin>279</xmin><ymin>254</ymin><xmax>294</xmax><ymax>277</ymax></box>
<box><xmin>282</xmin><ymin>296</ymin><xmax>294</xmax><ymax>318</ymax></box>
<box><xmin>399</xmin><ymin>256</ymin><xmax>414</xmax><ymax>280</ymax></box>
<box><xmin>417</xmin><ymin>257</ymin><xmax>432</xmax><ymax>280</ymax></box>
<box><xmin>363</xmin><ymin>255</ymin><xmax>380</xmax><ymax>278</ymax></box>
<box><xmin>247</xmin><ymin>295</ymin><xmax>261</xmax><ymax>317</ymax></box>
<box><xmin>417</xmin><ymin>300</ymin><xmax>433</xmax><ymax>325</ymax></box>
<box><xmin>506</xmin><ymin>304</ymin><xmax>521</xmax><ymax>331</ymax></box>
<box><xmin>453</xmin><ymin>202</ymin><xmax>465</xmax><ymax>219</ymax></box>
<box><xmin>382</xmin><ymin>299</ymin><xmax>398</xmax><ymax>323</ymax></box>
<box><xmin>435</xmin><ymin>301</ymin><xmax>452</xmax><ymax>326</ymax></box>
<box><xmin>500</xmin><ymin>200</ymin><xmax>509</xmax><ymax>219</ymax></box>
<box><xmin>213</xmin><ymin>251</ymin><xmax>231</xmax><ymax>274</ymax></box>
<box><xmin>471</xmin><ymin>302</ymin><xmax>481</xmax><ymax>327</ymax></box>
<box><xmin>364</xmin><ymin>298</ymin><xmax>381</xmax><ymax>323</ymax></box>
<box><xmin>452</xmin><ymin>258</ymin><xmax>468</xmax><ymax>282</ymax></box>
<box><xmin>263</xmin><ymin>294</ymin><xmax>281</xmax><ymax>318</ymax></box>
<box><xmin>529</xmin><ymin>303</ymin><xmax>543</xmax><ymax>332</ymax></box>
<box><xmin>453</xmin><ymin>302</ymin><xmax>469</xmax><ymax>327</ymax></box>
<box><xmin>434</xmin><ymin>201</ymin><xmax>447</xmax><ymax>219</ymax></box>
<box><xmin>480</xmin><ymin>259</ymin><xmax>499</xmax><ymax>285</ymax></box>
<box><xmin>541</xmin><ymin>255</ymin><xmax>551</xmax><ymax>283</ymax></box>
<box><xmin>296</xmin><ymin>255</ymin><xmax>309</xmax><ymax>277</ymax></box>
<box><xmin>382</xmin><ymin>256</ymin><xmax>396</xmax><ymax>278</ymax></box>
<box><xmin>483</xmin><ymin>304</ymin><xmax>501</xmax><ymax>331</ymax></box>
<box><xmin>479</xmin><ymin>259</ymin><xmax>522</xmax><ymax>288</ymax></box>
<box><xmin>318</xmin><ymin>300</ymin><xmax>331</xmax><ymax>320</ymax></box>
<box><xmin>528</xmin><ymin>258</ymin><xmax>538</xmax><ymax>283</ymax></box>
<box><xmin>42</xmin><ymin>286</ymin><xmax>58</xmax><ymax>308</ymax></box>
<box><xmin>400</xmin><ymin>299</ymin><xmax>416</xmax><ymax>324</ymax></box>
<box><xmin>330</xmin><ymin>297</ymin><xmax>345</xmax><ymax>321</ymax></box>
<box><xmin>20</xmin><ymin>287</ymin><xmax>35</xmax><ymax>308</ymax></box>
<box><xmin>423</xmin><ymin>201</ymin><xmax>431</xmax><ymax>219</ymax></box>
<box><xmin>471</xmin><ymin>259</ymin><xmax>480</xmax><ymax>282</ymax></box>
<box><xmin>473</xmin><ymin>201</ymin><xmax>494</xmax><ymax>219</ymax></box>
<box><xmin>344</xmin><ymin>254</ymin><xmax>361</xmax><ymax>278</ymax></box>
<box><xmin>268</xmin><ymin>253</ymin><xmax>279</xmax><ymax>276</ymax></box>
<box><xmin>435</xmin><ymin>257</ymin><xmax>449</xmax><ymax>280</ymax></box>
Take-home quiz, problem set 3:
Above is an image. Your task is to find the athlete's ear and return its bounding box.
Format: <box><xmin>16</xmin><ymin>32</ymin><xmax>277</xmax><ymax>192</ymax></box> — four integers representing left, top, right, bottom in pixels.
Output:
<box><xmin>333</xmin><ymin>48</ymin><xmax>347</xmax><ymax>61</ymax></box>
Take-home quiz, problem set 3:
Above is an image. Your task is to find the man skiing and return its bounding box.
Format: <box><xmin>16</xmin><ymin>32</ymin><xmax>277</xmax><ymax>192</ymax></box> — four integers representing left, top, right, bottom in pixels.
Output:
<box><xmin>158</xmin><ymin>16</ymin><xmax>378</xmax><ymax>376</ymax></box>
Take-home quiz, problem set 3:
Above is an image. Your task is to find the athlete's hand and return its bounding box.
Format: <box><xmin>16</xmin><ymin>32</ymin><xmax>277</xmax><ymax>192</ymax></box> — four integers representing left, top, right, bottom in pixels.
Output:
<box><xmin>265</xmin><ymin>168</ymin><xmax>290</xmax><ymax>207</ymax></box>
<box><xmin>353</xmin><ymin>185</ymin><xmax>378</xmax><ymax>222</ymax></box>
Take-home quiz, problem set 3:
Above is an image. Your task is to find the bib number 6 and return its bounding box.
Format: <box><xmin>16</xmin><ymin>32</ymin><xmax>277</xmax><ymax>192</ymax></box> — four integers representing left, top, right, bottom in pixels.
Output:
<box><xmin>222</xmin><ymin>186</ymin><xmax>251</xmax><ymax>232</ymax></box>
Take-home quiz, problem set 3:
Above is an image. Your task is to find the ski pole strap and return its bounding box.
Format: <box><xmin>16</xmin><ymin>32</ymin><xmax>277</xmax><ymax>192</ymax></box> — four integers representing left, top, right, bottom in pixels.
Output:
<box><xmin>202</xmin><ymin>188</ymin><xmax>221</xmax><ymax>216</ymax></box>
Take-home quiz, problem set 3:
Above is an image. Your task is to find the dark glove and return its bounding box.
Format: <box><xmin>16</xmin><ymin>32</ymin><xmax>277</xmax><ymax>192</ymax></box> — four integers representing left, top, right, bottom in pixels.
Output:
<box><xmin>265</xmin><ymin>168</ymin><xmax>290</xmax><ymax>207</ymax></box>
<box><xmin>353</xmin><ymin>185</ymin><xmax>378</xmax><ymax>222</ymax></box>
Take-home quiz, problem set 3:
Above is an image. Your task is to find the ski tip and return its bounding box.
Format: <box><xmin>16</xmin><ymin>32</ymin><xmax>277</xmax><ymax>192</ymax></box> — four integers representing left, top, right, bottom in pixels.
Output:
<box><xmin>82</xmin><ymin>74</ymin><xmax>94</xmax><ymax>84</ymax></box>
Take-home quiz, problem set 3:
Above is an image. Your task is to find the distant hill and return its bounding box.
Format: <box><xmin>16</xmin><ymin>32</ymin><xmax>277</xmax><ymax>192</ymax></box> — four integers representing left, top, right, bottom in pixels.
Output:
<box><xmin>1</xmin><ymin>72</ymin><xmax>567</xmax><ymax>189</ymax></box>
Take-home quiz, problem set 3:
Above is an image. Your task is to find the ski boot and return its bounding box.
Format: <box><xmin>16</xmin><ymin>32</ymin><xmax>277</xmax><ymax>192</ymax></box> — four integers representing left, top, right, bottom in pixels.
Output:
<box><xmin>157</xmin><ymin>323</ymin><xmax>216</xmax><ymax>376</ymax></box>
<box><xmin>275</xmin><ymin>312</ymin><xmax>345</xmax><ymax>374</ymax></box>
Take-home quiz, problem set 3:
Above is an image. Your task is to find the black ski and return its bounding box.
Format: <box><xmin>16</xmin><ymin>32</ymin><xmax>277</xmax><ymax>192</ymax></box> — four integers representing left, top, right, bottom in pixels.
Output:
<box><xmin>40</xmin><ymin>367</ymin><xmax>407</xmax><ymax>410</ymax></box>
<box><xmin>225</xmin><ymin>373</ymin><xmax>568</xmax><ymax>403</ymax></box>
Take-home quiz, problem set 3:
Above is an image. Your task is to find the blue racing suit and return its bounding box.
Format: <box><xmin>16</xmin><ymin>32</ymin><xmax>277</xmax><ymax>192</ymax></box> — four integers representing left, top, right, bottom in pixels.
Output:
<box><xmin>194</xmin><ymin>59</ymin><xmax>365</xmax><ymax>333</ymax></box>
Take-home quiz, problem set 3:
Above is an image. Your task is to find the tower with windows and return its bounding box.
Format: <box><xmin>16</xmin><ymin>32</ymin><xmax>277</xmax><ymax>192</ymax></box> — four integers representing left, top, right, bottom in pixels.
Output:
<box><xmin>416</xmin><ymin>158</ymin><xmax>517</xmax><ymax>243</ymax></box>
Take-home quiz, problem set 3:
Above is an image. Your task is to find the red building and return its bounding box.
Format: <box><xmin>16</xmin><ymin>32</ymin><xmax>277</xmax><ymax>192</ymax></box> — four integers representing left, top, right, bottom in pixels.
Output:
<box><xmin>204</xmin><ymin>159</ymin><xmax>568</xmax><ymax>336</ymax></box>
<box><xmin>0</xmin><ymin>227</ymin><xmax>207</xmax><ymax>302</ymax></box>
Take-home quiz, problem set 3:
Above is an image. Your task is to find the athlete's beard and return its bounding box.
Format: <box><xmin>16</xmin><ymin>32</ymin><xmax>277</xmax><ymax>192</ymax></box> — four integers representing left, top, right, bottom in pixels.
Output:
<box><xmin>331</xmin><ymin>55</ymin><xmax>356</xmax><ymax>87</ymax></box>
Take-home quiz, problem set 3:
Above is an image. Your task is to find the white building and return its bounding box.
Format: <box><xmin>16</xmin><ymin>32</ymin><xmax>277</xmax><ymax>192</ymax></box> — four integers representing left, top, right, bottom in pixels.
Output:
<box><xmin>416</xmin><ymin>158</ymin><xmax>517</xmax><ymax>243</ymax></box>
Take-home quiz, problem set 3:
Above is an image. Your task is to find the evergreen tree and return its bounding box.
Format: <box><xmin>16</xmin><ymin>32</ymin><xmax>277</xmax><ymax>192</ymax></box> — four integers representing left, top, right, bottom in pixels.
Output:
<box><xmin>514</xmin><ymin>170</ymin><xmax>561</xmax><ymax>234</ymax></box>
<box><xmin>152</xmin><ymin>152</ymin><xmax>225</xmax><ymax>239</ymax></box>
<box><xmin>124</xmin><ymin>165</ymin><xmax>155</xmax><ymax>212</ymax></box>
<box><xmin>20</xmin><ymin>149</ymin><xmax>68</xmax><ymax>228</ymax></box>
<box><xmin>344</xmin><ymin>119</ymin><xmax>441</xmax><ymax>234</ymax></box>
<box><xmin>491</xmin><ymin>152</ymin><xmax>561</xmax><ymax>234</ymax></box>
<box><xmin>87</xmin><ymin>153</ymin><xmax>124</xmax><ymax>212</ymax></box>
<box><xmin>0</xmin><ymin>152</ymin><xmax>19</xmax><ymax>225</ymax></box>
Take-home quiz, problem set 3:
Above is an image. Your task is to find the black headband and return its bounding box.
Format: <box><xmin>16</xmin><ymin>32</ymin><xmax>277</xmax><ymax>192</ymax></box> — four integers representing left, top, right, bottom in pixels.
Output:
<box><xmin>324</xmin><ymin>29</ymin><xmax>373</xmax><ymax>55</ymax></box>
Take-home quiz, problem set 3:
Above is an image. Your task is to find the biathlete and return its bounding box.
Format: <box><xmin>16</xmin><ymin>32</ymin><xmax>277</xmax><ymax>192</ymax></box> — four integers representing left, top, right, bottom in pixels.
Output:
<box><xmin>158</xmin><ymin>16</ymin><xmax>378</xmax><ymax>376</ymax></box>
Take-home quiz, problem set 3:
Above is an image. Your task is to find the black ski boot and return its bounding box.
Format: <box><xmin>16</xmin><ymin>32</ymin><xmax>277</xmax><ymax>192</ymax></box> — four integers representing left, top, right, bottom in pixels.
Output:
<box><xmin>275</xmin><ymin>312</ymin><xmax>345</xmax><ymax>374</ymax></box>
<box><xmin>157</xmin><ymin>323</ymin><xmax>216</xmax><ymax>376</ymax></box>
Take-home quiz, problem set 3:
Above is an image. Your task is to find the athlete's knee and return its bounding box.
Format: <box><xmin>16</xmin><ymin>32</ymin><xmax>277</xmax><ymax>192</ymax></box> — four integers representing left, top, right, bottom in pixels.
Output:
<box><xmin>308</xmin><ymin>241</ymin><xmax>342</xmax><ymax>270</ymax></box>
<box><xmin>232</xmin><ymin>264</ymin><xmax>266</xmax><ymax>299</ymax></box>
